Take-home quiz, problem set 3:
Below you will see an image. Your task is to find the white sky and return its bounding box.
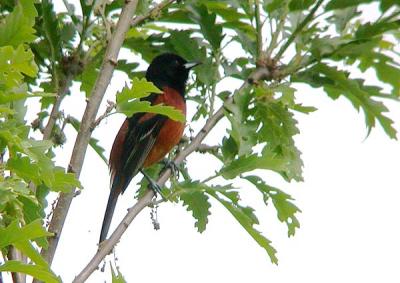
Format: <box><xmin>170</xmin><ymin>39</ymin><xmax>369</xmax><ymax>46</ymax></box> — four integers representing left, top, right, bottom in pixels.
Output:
<box><xmin>5</xmin><ymin>2</ymin><xmax>400</xmax><ymax>283</ymax></box>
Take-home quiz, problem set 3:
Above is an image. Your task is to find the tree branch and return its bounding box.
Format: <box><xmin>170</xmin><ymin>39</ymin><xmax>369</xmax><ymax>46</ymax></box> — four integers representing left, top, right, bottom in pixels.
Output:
<box><xmin>40</xmin><ymin>0</ymin><xmax>140</xmax><ymax>267</ymax></box>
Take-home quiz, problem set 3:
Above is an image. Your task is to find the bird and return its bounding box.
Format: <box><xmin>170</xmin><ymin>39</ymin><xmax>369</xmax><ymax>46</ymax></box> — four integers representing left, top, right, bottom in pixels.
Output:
<box><xmin>99</xmin><ymin>53</ymin><xmax>200</xmax><ymax>243</ymax></box>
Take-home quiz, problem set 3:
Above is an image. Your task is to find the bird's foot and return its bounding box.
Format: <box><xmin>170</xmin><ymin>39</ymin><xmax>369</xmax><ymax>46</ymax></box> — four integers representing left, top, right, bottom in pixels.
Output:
<box><xmin>140</xmin><ymin>170</ymin><xmax>166</xmax><ymax>200</ymax></box>
<box><xmin>160</xmin><ymin>159</ymin><xmax>180</xmax><ymax>178</ymax></box>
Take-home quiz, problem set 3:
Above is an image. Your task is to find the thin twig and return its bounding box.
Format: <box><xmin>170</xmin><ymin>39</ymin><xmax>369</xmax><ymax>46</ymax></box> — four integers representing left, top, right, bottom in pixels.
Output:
<box><xmin>209</xmin><ymin>51</ymin><xmax>220</xmax><ymax>116</ymax></box>
<box><xmin>254</xmin><ymin>0</ymin><xmax>263</xmax><ymax>60</ymax></box>
<box><xmin>196</xmin><ymin>144</ymin><xmax>220</xmax><ymax>154</ymax></box>
<box><xmin>265</xmin><ymin>6</ymin><xmax>288</xmax><ymax>58</ymax></box>
<box><xmin>40</xmin><ymin>0</ymin><xmax>141</xmax><ymax>268</ymax></box>
<box><xmin>91</xmin><ymin>100</ymin><xmax>116</xmax><ymax>130</ymax></box>
<box><xmin>274</xmin><ymin>0</ymin><xmax>324</xmax><ymax>61</ymax></box>
<box><xmin>131</xmin><ymin>0</ymin><xmax>176</xmax><ymax>26</ymax></box>
<box><xmin>42</xmin><ymin>74</ymin><xmax>72</xmax><ymax>140</ymax></box>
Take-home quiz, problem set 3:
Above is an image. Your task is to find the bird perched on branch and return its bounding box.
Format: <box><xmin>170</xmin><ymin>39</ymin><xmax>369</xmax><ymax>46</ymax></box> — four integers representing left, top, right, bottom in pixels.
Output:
<box><xmin>99</xmin><ymin>53</ymin><xmax>200</xmax><ymax>243</ymax></box>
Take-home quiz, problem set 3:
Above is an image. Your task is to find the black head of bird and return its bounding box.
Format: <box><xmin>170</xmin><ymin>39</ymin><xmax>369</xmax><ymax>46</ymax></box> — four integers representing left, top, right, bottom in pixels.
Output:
<box><xmin>145</xmin><ymin>53</ymin><xmax>201</xmax><ymax>95</ymax></box>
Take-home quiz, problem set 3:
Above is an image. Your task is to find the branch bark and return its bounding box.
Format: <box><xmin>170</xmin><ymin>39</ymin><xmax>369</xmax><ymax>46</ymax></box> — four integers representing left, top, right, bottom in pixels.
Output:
<box><xmin>40</xmin><ymin>0</ymin><xmax>140</xmax><ymax>267</ymax></box>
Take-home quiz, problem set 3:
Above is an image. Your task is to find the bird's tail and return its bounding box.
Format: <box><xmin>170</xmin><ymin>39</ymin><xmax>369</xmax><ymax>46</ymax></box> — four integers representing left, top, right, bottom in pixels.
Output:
<box><xmin>99</xmin><ymin>187</ymin><xmax>120</xmax><ymax>243</ymax></box>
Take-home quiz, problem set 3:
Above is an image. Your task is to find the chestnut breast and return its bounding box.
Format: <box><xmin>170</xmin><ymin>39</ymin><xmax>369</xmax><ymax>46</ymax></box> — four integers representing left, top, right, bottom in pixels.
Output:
<box><xmin>143</xmin><ymin>87</ymin><xmax>186</xmax><ymax>167</ymax></box>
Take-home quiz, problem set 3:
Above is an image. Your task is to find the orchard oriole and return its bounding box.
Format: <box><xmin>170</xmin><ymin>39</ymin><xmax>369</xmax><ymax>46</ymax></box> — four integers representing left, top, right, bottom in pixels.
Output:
<box><xmin>99</xmin><ymin>53</ymin><xmax>200</xmax><ymax>243</ymax></box>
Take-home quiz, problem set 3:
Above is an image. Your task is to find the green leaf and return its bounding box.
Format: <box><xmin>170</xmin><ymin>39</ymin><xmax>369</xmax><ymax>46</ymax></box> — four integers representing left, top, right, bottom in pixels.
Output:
<box><xmin>116</xmin><ymin>78</ymin><xmax>162</xmax><ymax>103</ymax></box>
<box><xmin>204</xmin><ymin>2</ymin><xmax>247</xmax><ymax>22</ymax></box>
<box><xmin>289</xmin><ymin>0</ymin><xmax>316</xmax><ymax>11</ymax></box>
<box><xmin>0</xmin><ymin>261</ymin><xmax>60</xmax><ymax>283</ymax></box>
<box><xmin>18</xmin><ymin>195</ymin><xmax>45</xmax><ymax>226</ymax></box>
<box><xmin>330</xmin><ymin>6</ymin><xmax>359</xmax><ymax>33</ymax></box>
<box><xmin>355</xmin><ymin>19</ymin><xmax>400</xmax><ymax>39</ymax></box>
<box><xmin>220</xmin><ymin>153</ymin><xmax>289</xmax><ymax>180</ymax></box>
<box><xmin>264</xmin><ymin>0</ymin><xmax>287</xmax><ymax>14</ymax></box>
<box><xmin>0</xmin><ymin>220</ymin><xmax>52</xmax><ymax>248</ymax></box>
<box><xmin>224</xmin><ymin>89</ymin><xmax>257</xmax><ymax>156</ymax></box>
<box><xmin>52</xmin><ymin>167</ymin><xmax>81</xmax><ymax>192</ymax></box>
<box><xmin>110</xmin><ymin>264</ymin><xmax>127</xmax><ymax>283</ymax></box>
<box><xmin>118</xmin><ymin>100</ymin><xmax>184</xmax><ymax>121</ymax></box>
<box><xmin>115</xmin><ymin>60</ymin><xmax>139</xmax><ymax>76</ymax></box>
<box><xmin>380</xmin><ymin>0</ymin><xmax>400</xmax><ymax>11</ymax></box>
<box><xmin>245</xmin><ymin>176</ymin><xmax>301</xmax><ymax>236</ymax></box>
<box><xmin>41</xmin><ymin>0</ymin><xmax>62</xmax><ymax>62</ymax></box>
<box><xmin>255</xmin><ymin>98</ymin><xmax>303</xmax><ymax>181</ymax></box>
<box><xmin>326</xmin><ymin>0</ymin><xmax>374</xmax><ymax>10</ymax></box>
<box><xmin>188</xmin><ymin>4</ymin><xmax>223</xmax><ymax>51</ymax></box>
<box><xmin>358</xmin><ymin>53</ymin><xmax>400</xmax><ymax>97</ymax></box>
<box><xmin>7</xmin><ymin>156</ymin><xmax>41</xmax><ymax>184</ymax></box>
<box><xmin>0</xmin><ymin>92</ymin><xmax>26</xmax><ymax>104</ymax></box>
<box><xmin>310</xmin><ymin>36</ymin><xmax>350</xmax><ymax>59</ymax></box>
<box><xmin>208</xmin><ymin>191</ymin><xmax>278</xmax><ymax>264</ymax></box>
<box><xmin>169</xmin><ymin>30</ymin><xmax>205</xmax><ymax>61</ymax></box>
<box><xmin>0</xmin><ymin>45</ymin><xmax>38</xmax><ymax>90</ymax></box>
<box><xmin>79</xmin><ymin>49</ymin><xmax>104</xmax><ymax>97</ymax></box>
<box><xmin>0</xmin><ymin>0</ymin><xmax>37</xmax><ymax>47</ymax></box>
<box><xmin>314</xmin><ymin>63</ymin><xmax>397</xmax><ymax>139</ymax></box>
<box><xmin>179</xmin><ymin>188</ymin><xmax>211</xmax><ymax>233</ymax></box>
<box><xmin>14</xmin><ymin>240</ymin><xmax>48</xmax><ymax>267</ymax></box>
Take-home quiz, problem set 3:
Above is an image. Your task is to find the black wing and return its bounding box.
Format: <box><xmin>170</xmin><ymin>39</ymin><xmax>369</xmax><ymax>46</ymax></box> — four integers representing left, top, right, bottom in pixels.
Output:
<box><xmin>111</xmin><ymin>113</ymin><xmax>167</xmax><ymax>194</ymax></box>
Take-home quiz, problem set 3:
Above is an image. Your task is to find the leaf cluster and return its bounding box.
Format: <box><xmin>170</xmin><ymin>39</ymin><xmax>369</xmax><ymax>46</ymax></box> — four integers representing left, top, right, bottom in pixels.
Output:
<box><xmin>0</xmin><ymin>1</ymin><xmax>80</xmax><ymax>281</ymax></box>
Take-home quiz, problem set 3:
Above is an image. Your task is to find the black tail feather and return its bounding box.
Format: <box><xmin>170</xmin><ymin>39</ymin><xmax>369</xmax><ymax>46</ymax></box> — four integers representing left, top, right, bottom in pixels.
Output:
<box><xmin>99</xmin><ymin>188</ymin><xmax>119</xmax><ymax>243</ymax></box>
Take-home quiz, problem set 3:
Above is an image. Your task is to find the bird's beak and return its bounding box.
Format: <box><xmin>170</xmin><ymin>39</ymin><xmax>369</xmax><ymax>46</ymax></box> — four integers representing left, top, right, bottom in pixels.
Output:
<box><xmin>184</xmin><ymin>61</ymin><xmax>202</xmax><ymax>70</ymax></box>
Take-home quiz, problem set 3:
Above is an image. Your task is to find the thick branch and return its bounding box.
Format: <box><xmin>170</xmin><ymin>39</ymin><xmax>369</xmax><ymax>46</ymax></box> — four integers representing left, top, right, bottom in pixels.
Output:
<box><xmin>7</xmin><ymin>247</ymin><xmax>26</xmax><ymax>283</ymax></box>
<box><xmin>40</xmin><ymin>0</ymin><xmax>140</xmax><ymax>267</ymax></box>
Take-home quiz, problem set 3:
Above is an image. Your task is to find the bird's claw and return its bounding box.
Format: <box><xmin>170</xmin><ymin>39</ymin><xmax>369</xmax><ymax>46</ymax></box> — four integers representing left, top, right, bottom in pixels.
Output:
<box><xmin>140</xmin><ymin>170</ymin><xmax>166</xmax><ymax>200</ymax></box>
<box><xmin>161</xmin><ymin>159</ymin><xmax>180</xmax><ymax>178</ymax></box>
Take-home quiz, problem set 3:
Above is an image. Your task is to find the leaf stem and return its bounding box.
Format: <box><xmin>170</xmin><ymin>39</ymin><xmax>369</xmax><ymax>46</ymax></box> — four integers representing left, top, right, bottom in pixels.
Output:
<box><xmin>209</xmin><ymin>51</ymin><xmax>221</xmax><ymax>115</ymax></box>
<box><xmin>201</xmin><ymin>172</ymin><xmax>221</xmax><ymax>184</ymax></box>
<box><xmin>254</xmin><ymin>0</ymin><xmax>263</xmax><ymax>60</ymax></box>
<box><xmin>265</xmin><ymin>7</ymin><xmax>288</xmax><ymax>58</ymax></box>
<box><xmin>42</xmin><ymin>74</ymin><xmax>72</xmax><ymax>140</ymax></box>
<box><xmin>274</xmin><ymin>0</ymin><xmax>324</xmax><ymax>61</ymax></box>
